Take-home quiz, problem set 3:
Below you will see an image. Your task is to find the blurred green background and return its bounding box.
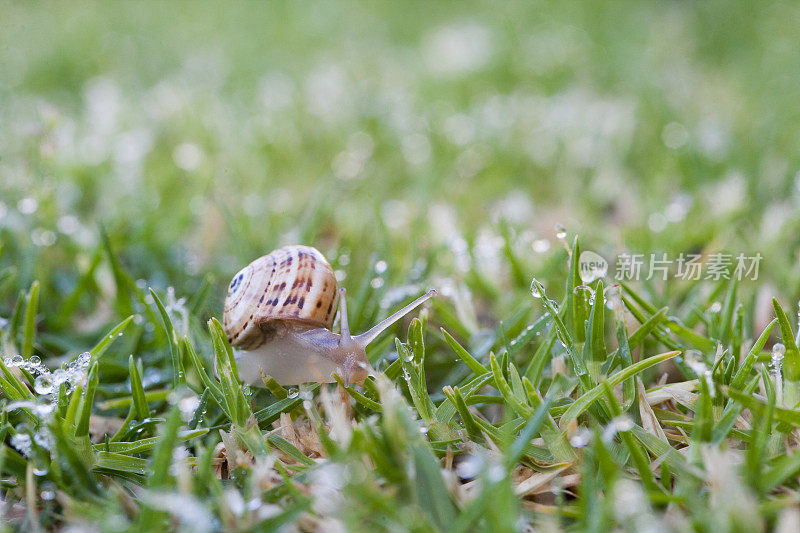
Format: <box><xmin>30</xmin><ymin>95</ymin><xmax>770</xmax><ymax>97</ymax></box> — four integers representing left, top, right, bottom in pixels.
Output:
<box><xmin>2</xmin><ymin>0</ymin><xmax>800</xmax><ymax>337</ymax></box>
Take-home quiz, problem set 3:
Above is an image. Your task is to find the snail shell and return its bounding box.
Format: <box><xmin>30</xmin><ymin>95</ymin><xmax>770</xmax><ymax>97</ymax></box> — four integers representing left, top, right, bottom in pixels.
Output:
<box><xmin>222</xmin><ymin>245</ymin><xmax>339</xmax><ymax>350</ymax></box>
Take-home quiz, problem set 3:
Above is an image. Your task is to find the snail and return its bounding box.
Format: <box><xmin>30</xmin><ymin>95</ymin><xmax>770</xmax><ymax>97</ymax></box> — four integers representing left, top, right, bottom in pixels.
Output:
<box><xmin>222</xmin><ymin>245</ymin><xmax>436</xmax><ymax>386</ymax></box>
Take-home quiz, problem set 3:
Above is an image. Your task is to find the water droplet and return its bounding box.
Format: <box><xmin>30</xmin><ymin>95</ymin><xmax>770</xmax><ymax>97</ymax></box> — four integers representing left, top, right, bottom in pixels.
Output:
<box><xmin>34</xmin><ymin>375</ymin><xmax>54</xmax><ymax>395</ymax></box>
<box><xmin>374</xmin><ymin>260</ymin><xmax>388</xmax><ymax>274</ymax></box>
<box><xmin>604</xmin><ymin>284</ymin><xmax>622</xmax><ymax>311</ymax></box>
<box><xmin>530</xmin><ymin>278</ymin><xmax>544</xmax><ymax>299</ymax></box>
<box><xmin>578</xmin><ymin>250</ymin><xmax>608</xmax><ymax>283</ymax></box>
<box><xmin>455</xmin><ymin>453</ymin><xmax>483</xmax><ymax>481</ymax></box>
<box><xmin>602</xmin><ymin>415</ymin><xmax>633</xmax><ymax>442</ymax></box>
<box><xmin>10</xmin><ymin>433</ymin><xmax>32</xmax><ymax>456</ymax></box>
<box><xmin>709</xmin><ymin>301</ymin><xmax>722</xmax><ymax>313</ymax></box>
<box><xmin>555</xmin><ymin>223</ymin><xmax>567</xmax><ymax>240</ymax></box>
<box><xmin>487</xmin><ymin>464</ymin><xmax>505</xmax><ymax>483</ymax></box>
<box><xmin>299</xmin><ymin>390</ymin><xmax>314</xmax><ymax>401</ymax></box>
<box><xmin>178</xmin><ymin>395</ymin><xmax>200</xmax><ymax>421</ymax></box>
<box><xmin>40</xmin><ymin>490</ymin><xmax>55</xmax><ymax>501</ymax></box>
<box><xmin>11</xmin><ymin>355</ymin><xmax>23</xmax><ymax>366</ymax></box>
<box><xmin>569</xmin><ymin>427</ymin><xmax>592</xmax><ymax>448</ymax></box>
<box><xmin>771</xmin><ymin>344</ymin><xmax>785</xmax><ymax>403</ymax></box>
<box><xmin>29</xmin><ymin>355</ymin><xmax>40</xmax><ymax>365</ymax></box>
<box><xmin>532</xmin><ymin>239</ymin><xmax>550</xmax><ymax>253</ymax></box>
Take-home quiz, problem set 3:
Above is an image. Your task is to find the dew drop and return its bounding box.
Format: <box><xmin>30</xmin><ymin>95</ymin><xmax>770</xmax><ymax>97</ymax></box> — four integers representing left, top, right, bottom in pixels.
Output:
<box><xmin>569</xmin><ymin>427</ymin><xmax>592</xmax><ymax>448</ymax></box>
<box><xmin>532</xmin><ymin>239</ymin><xmax>550</xmax><ymax>253</ymax></box>
<box><xmin>455</xmin><ymin>453</ymin><xmax>483</xmax><ymax>481</ymax></box>
<box><xmin>77</xmin><ymin>352</ymin><xmax>91</xmax><ymax>367</ymax></box>
<box><xmin>773</xmin><ymin>343</ymin><xmax>786</xmax><ymax>359</ymax></box>
<box><xmin>34</xmin><ymin>375</ymin><xmax>54</xmax><ymax>395</ymax></box>
<box><xmin>11</xmin><ymin>355</ymin><xmax>23</xmax><ymax>366</ymax></box>
<box><xmin>578</xmin><ymin>251</ymin><xmax>608</xmax><ymax>283</ymax></box>
<box><xmin>772</xmin><ymin>344</ymin><xmax>785</xmax><ymax>404</ymax></box>
<box><xmin>10</xmin><ymin>433</ymin><xmax>32</xmax><ymax>456</ymax></box>
<box><xmin>555</xmin><ymin>223</ymin><xmax>567</xmax><ymax>240</ymax></box>
<box><xmin>52</xmin><ymin>369</ymin><xmax>67</xmax><ymax>385</ymax></box>
<box><xmin>604</xmin><ymin>284</ymin><xmax>622</xmax><ymax>311</ymax></box>
<box><xmin>530</xmin><ymin>278</ymin><xmax>544</xmax><ymax>299</ymax></box>
<box><xmin>178</xmin><ymin>395</ymin><xmax>200</xmax><ymax>421</ymax></box>
<box><xmin>29</xmin><ymin>355</ymin><xmax>41</xmax><ymax>365</ymax></box>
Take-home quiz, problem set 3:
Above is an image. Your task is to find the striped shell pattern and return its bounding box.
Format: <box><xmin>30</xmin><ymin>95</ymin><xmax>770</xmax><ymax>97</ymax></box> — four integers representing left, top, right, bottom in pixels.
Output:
<box><xmin>222</xmin><ymin>245</ymin><xmax>339</xmax><ymax>350</ymax></box>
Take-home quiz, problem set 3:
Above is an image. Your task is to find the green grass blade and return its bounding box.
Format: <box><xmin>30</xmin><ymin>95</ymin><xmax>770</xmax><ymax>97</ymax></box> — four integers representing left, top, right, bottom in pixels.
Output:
<box><xmin>75</xmin><ymin>362</ymin><xmax>99</xmax><ymax>437</ymax></box>
<box><xmin>89</xmin><ymin>315</ymin><xmax>134</xmax><ymax>360</ymax></box>
<box><xmin>772</xmin><ymin>299</ymin><xmax>800</xmax><ymax>381</ymax></box>
<box><xmin>128</xmin><ymin>355</ymin><xmax>151</xmax><ymax>420</ymax></box>
<box><xmin>22</xmin><ymin>281</ymin><xmax>39</xmax><ymax>358</ymax></box>
<box><xmin>150</xmin><ymin>288</ymin><xmax>185</xmax><ymax>387</ymax></box>
<box><xmin>559</xmin><ymin>351</ymin><xmax>680</xmax><ymax>429</ymax></box>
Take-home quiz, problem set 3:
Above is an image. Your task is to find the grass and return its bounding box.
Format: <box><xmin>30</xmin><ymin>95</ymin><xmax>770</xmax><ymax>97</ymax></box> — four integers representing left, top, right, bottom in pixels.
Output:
<box><xmin>2</xmin><ymin>0</ymin><xmax>800</xmax><ymax>531</ymax></box>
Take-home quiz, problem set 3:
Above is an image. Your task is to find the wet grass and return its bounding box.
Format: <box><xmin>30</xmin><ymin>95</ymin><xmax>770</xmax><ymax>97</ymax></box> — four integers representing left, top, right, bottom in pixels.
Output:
<box><xmin>2</xmin><ymin>1</ymin><xmax>800</xmax><ymax>531</ymax></box>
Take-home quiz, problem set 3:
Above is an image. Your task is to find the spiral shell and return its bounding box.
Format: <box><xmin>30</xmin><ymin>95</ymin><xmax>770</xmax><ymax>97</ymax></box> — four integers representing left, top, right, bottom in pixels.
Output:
<box><xmin>222</xmin><ymin>245</ymin><xmax>339</xmax><ymax>349</ymax></box>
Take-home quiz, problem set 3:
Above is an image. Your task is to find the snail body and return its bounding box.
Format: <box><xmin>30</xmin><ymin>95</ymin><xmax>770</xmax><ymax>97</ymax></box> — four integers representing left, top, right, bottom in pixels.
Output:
<box><xmin>223</xmin><ymin>245</ymin><xmax>435</xmax><ymax>385</ymax></box>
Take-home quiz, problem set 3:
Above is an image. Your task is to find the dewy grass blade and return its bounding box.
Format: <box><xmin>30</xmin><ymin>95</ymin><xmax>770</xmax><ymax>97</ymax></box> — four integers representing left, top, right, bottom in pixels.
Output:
<box><xmin>95</xmin><ymin>429</ymin><xmax>209</xmax><ymax>454</ymax></box>
<box><xmin>128</xmin><ymin>355</ymin><xmax>151</xmax><ymax>420</ymax></box>
<box><xmin>334</xmin><ymin>373</ymin><xmax>383</xmax><ymax>412</ymax></box>
<box><xmin>150</xmin><ymin>288</ymin><xmax>185</xmax><ymax>387</ymax></box>
<box><xmin>441</xmin><ymin>328</ymin><xmax>488</xmax><ymax>375</ymax></box>
<box><xmin>531</xmin><ymin>278</ymin><xmax>593</xmax><ymax>390</ymax></box>
<box><xmin>89</xmin><ymin>315</ymin><xmax>134</xmax><ymax>360</ymax></box>
<box><xmin>588</xmin><ymin>279</ymin><xmax>607</xmax><ymax>364</ymax></box>
<box><xmin>267</xmin><ymin>434</ymin><xmax>315</xmax><ymax>467</ymax></box>
<box><xmin>772</xmin><ymin>299</ymin><xmax>800</xmax><ymax>381</ymax></box>
<box><xmin>564</xmin><ymin>236</ymin><xmax>587</xmax><ymax>343</ymax></box>
<box><xmin>181</xmin><ymin>337</ymin><xmax>224</xmax><ymax>405</ymax></box>
<box><xmin>148</xmin><ymin>407</ymin><xmax>181</xmax><ymax>488</ymax></box>
<box><xmin>442</xmin><ymin>386</ymin><xmax>481</xmax><ymax>439</ymax></box>
<box><xmin>559</xmin><ymin>351</ymin><xmax>680</xmax><ymax>429</ymax></box>
<box><xmin>628</xmin><ymin>307</ymin><xmax>668</xmax><ymax>350</ymax></box>
<box><xmin>730</xmin><ymin>319</ymin><xmax>776</xmax><ymax>390</ymax></box>
<box><xmin>75</xmin><ymin>362</ymin><xmax>99</xmax><ymax>437</ymax></box>
<box><xmin>601</xmin><ymin>382</ymin><xmax>658</xmax><ymax>491</ymax></box>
